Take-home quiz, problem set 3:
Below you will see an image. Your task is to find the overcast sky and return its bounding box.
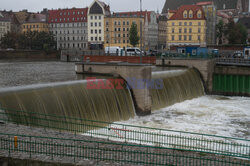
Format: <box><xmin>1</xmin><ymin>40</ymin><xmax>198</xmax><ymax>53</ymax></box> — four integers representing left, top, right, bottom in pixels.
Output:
<box><xmin>0</xmin><ymin>0</ymin><xmax>166</xmax><ymax>13</ymax></box>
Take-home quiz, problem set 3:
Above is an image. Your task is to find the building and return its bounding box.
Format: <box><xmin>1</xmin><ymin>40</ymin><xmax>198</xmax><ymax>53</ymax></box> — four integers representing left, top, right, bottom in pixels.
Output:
<box><xmin>22</xmin><ymin>13</ymin><xmax>49</xmax><ymax>33</ymax></box>
<box><xmin>88</xmin><ymin>0</ymin><xmax>111</xmax><ymax>49</ymax></box>
<box><xmin>162</xmin><ymin>0</ymin><xmax>249</xmax><ymax>13</ymax></box>
<box><xmin>0</xmin><ymin>12</ymin><xmax>11</xmax><ymax>40</ymax></box>
<box><xmin>114</xmin><ymin>11</ymin><xmax>158</xmax><ymax>50</ymax></box>
<box><xmin>48</xmin><ymin>8</ymin><xmax>88</xmax><ymax>50</ymax></box>
<box><xmin>157</xmin><ymin>14</ymin><xmax>168</xmax><ymax>50</ymax></box>
<box><xmin>104</xmin><ymin>15</ymin><xmax>144</xmax><ymax>49</ymax></box>
<box><xmin>196</xmin><ymin>1</ymin><xmax>217</xmax><ymax>45</ymax></box>
<box><xmin>166</xmin><ymin>5</ymin><xmax>207</xmax><ymax>47</ymax></box>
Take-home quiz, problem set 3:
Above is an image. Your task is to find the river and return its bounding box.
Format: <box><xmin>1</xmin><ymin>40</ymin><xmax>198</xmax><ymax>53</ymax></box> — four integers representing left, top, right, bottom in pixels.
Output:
<box><xmin>0</xmin><ymin>61</ymin><xmax>249</xmax><ymax>139</ymax></box>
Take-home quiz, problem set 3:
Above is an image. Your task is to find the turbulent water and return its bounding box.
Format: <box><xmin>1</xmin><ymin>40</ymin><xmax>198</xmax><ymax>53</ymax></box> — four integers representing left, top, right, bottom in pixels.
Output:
<box><xmin>122</xmin><ymin>95</ymin><xmax>250</xmax><ymax>139</ymax></box>
<box><xmin>0</xmin><ymin>61</ymin><xmax>249</xmax><ymax>139</ymax></box>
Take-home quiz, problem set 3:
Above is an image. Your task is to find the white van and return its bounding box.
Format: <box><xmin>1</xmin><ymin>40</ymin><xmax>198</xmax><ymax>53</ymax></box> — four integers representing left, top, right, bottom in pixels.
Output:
<box><xmin>126</xmin><ymin>47</ymin><xmax>143</xmax><ymax>56</ymax></box>
<box><xmin>105</xmin><ymin>47</ymin><xmax>124</xmax><ymax>56</ymax></box>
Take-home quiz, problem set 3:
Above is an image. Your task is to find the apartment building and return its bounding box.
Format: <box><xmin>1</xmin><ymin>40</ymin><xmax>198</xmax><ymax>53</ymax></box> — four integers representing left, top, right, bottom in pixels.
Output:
<box><xmin>88</xmin><ymin>0</ymin><xmax>110</xmax><ymax>49</ymax></box>
<box><xmin>22</xmin><ymin>13</ymin><xmax>49</xmax><ymax>33</ymax></box>
<box><xmin>104</xmin><ymin>16</ymin><xmax>144</xmax><ymax>49</ymax></box>
<box><xmin>0</xmin><ymin>12</ymin><xmax>11</xmax><ymax>40</ymax></box>
<box><xmin>48</xmin><ymin>8</ymin><xmax>88</xmax><ymax>50</ymax></box>
<box><xmin>167</xmin><ymin>5</ymin><xmax>206</xmax><ymax>47</ymax></box>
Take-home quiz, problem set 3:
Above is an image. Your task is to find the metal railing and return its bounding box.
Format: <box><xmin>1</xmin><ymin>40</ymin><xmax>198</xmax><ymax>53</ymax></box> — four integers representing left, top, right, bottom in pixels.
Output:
<box><xmin>216</xmin><ymin>58</ymin><xmax>250</xmax><ymax>66</ymax></box>
<box><xmin>0</xmin><ymin>133</ymin><xmax>248</xmax><ymax>165</ymax></box>
<box><xmin>0</xmin><ymin>107</ymin><xmax>249</xmax><ymax>160</ymax></box>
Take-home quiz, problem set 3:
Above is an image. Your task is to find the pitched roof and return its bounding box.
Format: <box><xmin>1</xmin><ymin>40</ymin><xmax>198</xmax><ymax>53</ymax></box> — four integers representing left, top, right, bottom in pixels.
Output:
<box><xmin>162</xmin><ymin>0</ymin><xmax>240</xmax><ymax>13</ymax></box>
<box><xmin>0</xmin><ymin>12</ymin><xmax>11</xmax><ymax>22</ymax></box>
<box><xmin>169</xmin><ymin>5</ymin><xmax>206</xmax><ymax>20</ymax></box>
<box><xmin>113</xmin><ymin>11</ymin><xmax>152</xmax><ymax>22</ymax></box>
<box><xmin>24</xmin><ymin>13</ymin><xmax>47</xmax><ymax>23</ymax></box>
<box><xmin>48</xmin><ymin>8</ymin><xmax>88</xmax><ymax>23</ymax></box>
<box><xmin>14</xmin><ymin>11</ymin><xmax>30</xmax><ymax>24</ymax></box>
<box><xmin>238</xmin><ymin>17</ymin><xmax>250</xmax><ymax>29</ymax></box>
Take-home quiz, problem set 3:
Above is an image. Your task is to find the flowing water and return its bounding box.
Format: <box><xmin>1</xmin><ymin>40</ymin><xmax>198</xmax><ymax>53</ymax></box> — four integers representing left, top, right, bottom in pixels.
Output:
<box><xmin>0</xmin><ymin>61</ymin><xmax>249</xmax><ymax>139</ymax></box>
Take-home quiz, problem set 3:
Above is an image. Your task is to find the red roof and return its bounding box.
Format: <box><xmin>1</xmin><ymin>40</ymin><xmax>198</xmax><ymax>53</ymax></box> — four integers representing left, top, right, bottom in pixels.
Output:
<box><xmin>113</xmin><ymin>11</ymin><xmax>152</xmax><ymax>23</ymax></box>
<box><xmin>169</xmin><ymin>5</ymin><xmax>206</xmax><ymax>20</ymax></box>
<box><xmin>48</xmin><ymin>8</ymin><xmax>88</xmax><ymax>23</ymax></box>
<box><xmin>196</xmin><ymin>1</ymin><xmax>213</xmax><ymax>6</ymax></box>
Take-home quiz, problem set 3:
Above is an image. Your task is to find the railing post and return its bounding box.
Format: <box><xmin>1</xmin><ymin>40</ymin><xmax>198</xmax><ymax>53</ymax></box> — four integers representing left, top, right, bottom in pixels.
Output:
<box><xmin>29</xmin><ymin>136</ymin><xmax>31</xmax><ymax>159</ymax></box>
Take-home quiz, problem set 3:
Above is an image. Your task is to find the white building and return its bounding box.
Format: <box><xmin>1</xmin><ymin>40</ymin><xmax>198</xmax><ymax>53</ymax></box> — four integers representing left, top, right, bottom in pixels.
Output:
<box><xmin>0</xmin><ymin>12</ymin><xmax>11</xmax><ymax>40</ymax></box>
<box><xmin>88</xmin><ymin>0</ymin><xmax>110</xmax><ymax>49</ymax></box>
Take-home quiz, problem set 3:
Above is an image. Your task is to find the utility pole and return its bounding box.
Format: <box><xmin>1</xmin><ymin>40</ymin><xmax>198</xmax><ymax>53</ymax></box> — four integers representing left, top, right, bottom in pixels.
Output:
<box><xmin>140</xmin><ymin>0</ymin><xmax>142</xmax><ymax>64</ymax></box>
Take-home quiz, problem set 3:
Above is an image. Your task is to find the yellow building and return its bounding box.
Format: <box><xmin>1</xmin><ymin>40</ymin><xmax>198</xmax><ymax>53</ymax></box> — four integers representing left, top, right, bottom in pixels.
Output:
<box><xmin>104</xmin><ymin>16</ymin><xmax>144</xmax><ymax>49</ymax></box>
<box><xmin>22</xmin><ymin>13</ymin><xmax>48</xmax><ymax>33</ymax></box>
<box><xmin>166</xmin><ymin>5</ymin><xmax>206</xmax><ymax>47</ymax></box>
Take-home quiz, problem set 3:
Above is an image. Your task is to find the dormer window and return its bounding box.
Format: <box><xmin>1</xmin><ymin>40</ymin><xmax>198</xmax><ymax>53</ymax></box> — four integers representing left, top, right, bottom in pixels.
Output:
<box><xmin>189</xmin><ymin>10</ymin><xmax>193</xmax><ymax>18</ymax></box>
<box><xmin>183</xmin><ymin>10</ymin><xmax>188</xmax><ymax>18</ymax></box>
<box><xmin>197</xmin><ymin>10</ymin><xmax>202</xmax><ymax>18</ymax></box>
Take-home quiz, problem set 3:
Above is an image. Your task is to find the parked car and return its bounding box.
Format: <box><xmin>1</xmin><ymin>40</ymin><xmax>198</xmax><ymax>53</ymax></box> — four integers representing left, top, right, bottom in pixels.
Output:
<box><xmin>105</xmin><ymin>47</ymin><xmax>124</xmax><ymax>56</ymax></box>
<box><xmin>232</xmin><ymin>51</ymin><xmax>243</xmax><ymax>58</ymax></box>
<box><xmin>126</xmin><ymin>47</ymin><xmax>144</xmax><ymax>56</ymax></box>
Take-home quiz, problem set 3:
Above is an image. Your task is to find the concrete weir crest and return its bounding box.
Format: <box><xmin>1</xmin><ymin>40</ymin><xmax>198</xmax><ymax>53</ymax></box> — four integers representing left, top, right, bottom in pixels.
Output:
<box><xmin>75</xmin><ymin>62</ymin><xmax>152</xmax><ymax>116</ymax></box>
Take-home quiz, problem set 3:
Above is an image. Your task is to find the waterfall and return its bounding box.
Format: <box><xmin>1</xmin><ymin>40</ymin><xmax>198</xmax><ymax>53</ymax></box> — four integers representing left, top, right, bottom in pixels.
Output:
<box><xmin>151</xmin><ymin>68</ymin><xmax>205</xmax><ymax>110</ymax></box>
<box><xmin>0</xmin><ymin>80</ymin><xmax>135</xmax><ymax>126</ymax></box>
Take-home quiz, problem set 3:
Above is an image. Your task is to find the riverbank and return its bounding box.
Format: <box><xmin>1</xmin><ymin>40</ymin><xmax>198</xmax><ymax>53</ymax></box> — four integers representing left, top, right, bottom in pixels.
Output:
<box><xmin>0</xmin><ymin>50</ymin><xmax>59</xmax><ymax>61</ymax></box>
<box><xmin>0</xmin><ymin>122</ymin><xmax>249</xmax><ymax>166</ymax></box>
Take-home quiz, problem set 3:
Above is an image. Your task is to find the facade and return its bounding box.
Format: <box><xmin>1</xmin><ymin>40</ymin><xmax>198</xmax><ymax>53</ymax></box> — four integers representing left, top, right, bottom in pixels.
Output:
<box><xmin>22</xmin><ymin>13</ymin><xmax>48</xmax><ymax>33</ymax></box>
<box><xmin>196</xmin><ymin>1</ymin><xmax>217</xmax><ymax>45</ymax></box>
<box><xmin>162</xmin><ymin>0</ymin><xmax>249</xmax><ymax>13</ymax></box>
<box><xmin>48</xmin><ymin>8</ymin><xmax>88</xmax><ymax>50</ymax></box>
<box><xmin>166</xmin><ymin>5</ymin><xmax>207</xmax><ymax>47</ymax></box>
<box><xmin>114</xmin><ymin>11</ymin><xmax>158</xmax><ymax>50</ymax></box>
<box><xmin>104</xmin><ymin>16</ymin><xmax>144</xmax><ymax>49</ymax></box>
<box><xmin>0</xmin><ymin>12</ymin><xmax>11</xmax><ymax>40</ymax></box>
<box><xmin>88</xmin><ymin>0</ymin><xmax>110</xmax><ymax>49</ymax></box>
<box><xmin>157</xmin><ymin>15</ymin><xmax>168</xmax><ymax>50</ymax></box>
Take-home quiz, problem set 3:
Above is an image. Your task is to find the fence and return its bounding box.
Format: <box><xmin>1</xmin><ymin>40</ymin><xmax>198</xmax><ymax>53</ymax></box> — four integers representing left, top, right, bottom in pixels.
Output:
<box><xmin>0</xmin><ymin>133</ymin><xmax>249</xmax><ymax>165</ymax></box>
<box><xmin>0</xmin><ymin>107</ymin><xmax>249</xmax><ymax>160</ymax></box>
<box><xmin>216</xmin><ymin>58</ymin><xmax>250</xmax><ymax>66</ymax></box>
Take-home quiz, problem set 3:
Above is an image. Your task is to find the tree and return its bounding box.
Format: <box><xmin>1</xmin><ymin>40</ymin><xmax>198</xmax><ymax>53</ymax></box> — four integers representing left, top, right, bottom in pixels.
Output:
<box><xmin>216</xmin><ymin>20</ymin><xmax>225</xmax><ymax>45</ymax></box>
<box><xmin>225</xmin><ymin>19</ymin><xmax>248</xmax><ymax>44</ymax></box>
<box><xmin>129</xmin><ymin>22</ymin><xmax>139</xmax><ymax>47</ymax></box>
<box><xmin>0</xmin><ymin>32</ymin><xmax>18</xmax><ymax>48</ymax></box>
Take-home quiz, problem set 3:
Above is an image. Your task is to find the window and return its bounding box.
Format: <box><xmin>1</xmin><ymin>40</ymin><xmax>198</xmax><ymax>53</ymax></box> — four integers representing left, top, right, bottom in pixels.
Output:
<box><xmin>183</xmin><ymin>10</ymin><xmax>187</xmax><ymax>18</ymax></box>
<box><xmin>127</xmin><ymin>21</ymin><xmax>129</xmax><ymax>25</ymax></box>
<box><xmin>123</xmin><ymin>28</ymin><xmax>125</xmax><ymax>31</ymax></box>
<box><xmin>73</xmin><ymin>12</ymin><xmax>75</xmax><ymax>15</ymax></box>
<box><xmin>198</xmin><ymin>22</ymin><xmax>201</xmax><ymax>26</ymax></box>
<box><xmin>99</xmin><ymin>22</ymin><xmax>101</xmax><ymax>26</ymax></box>
<box><xmin>91</xmin><ymin>30</ymin><xmax>93</xmax><ymax>34</ymax></box>
<box><xmin>184</xmin><ymin>22</ymin><xmax>187</xmax><ymax>26</ymax></box>
<box><xmin>95</xmin><ymin>37</ymin><xmax>97</xmax><ymax>41</ymax></box>
<box><xmin>198</xmin><ymin>28</ymin><xmax>201</xmax><ymax>33</ymax></box>
<box><xmin>99</xmin><ymin>29</ymin><xmax>101</xmax><ymax>33</ymax></box>
<box><xmin>118</xmin><ymin>21</ymin><xmax>120</xmax><ymax>25</ymax></box>
<box><xmin>172</xmin><ymin>22</ymin><xmax>175</xmax><ymax>26</ymax></box>
<box><xmin>179</xmin><ymin>35</ymin><xmax>182</xmax><ymax>41</ymax></box>
<box><xmin>123</xmin><ymin>21</ymin><xmax>125</xmax><ymax>25</ymax></box>
<box><xmin>198</xmin><ymin>35</ymin><xmax>201</xmax><ymax>41</ymax></box>
<box><xmin>189</xmin><ymin>35</ymin><xmax>192</xmax><ymax>41</ymax></box>
<box><xmin>91</xmin><ymin>16</ymin><xmax>93</xmax><ymax>20</ymax></box>
<box><xmin>189</xmin><ymin>22</ymin><xmax>192</xmax><ymax>26</ymax></box>
<box><xmin>189</xmin><ymin>28</ymin><xmax>192</xmax><ymax>33</ymax></box>
<box><xmin>106</xmin><ymin>28</ymin><xmax>109</xmax><ymax>31</ymax></box>
<box><xmin>179</xmin><ymin>28</ymin><xmax>182</xmax><ymax>33</ymax></box>
<box><xmin>99</xmin><ymin>16</ymin><xmax>101</xmax><ymax>19</ymax></box>
<box><xmin>184</xmin><ymin>28</ymin><xmax>187</xmax><ymax>33</ymax></box>
<box><xmin>179</xmin><ymin>22</ymin><xmax>182</xmax><ymax>26</ymax></box>
<box><xmin>91</xmin><ymin>23</ymin><xmax>93</xmax><ymax>27</ymax></box>
<box><xmin>78</xmin><ymin>12</ymin><xmax>80</xmax><ymax>15</ymax></box>
<box><xmin>172</xmin><ymin>35</ymin><xmax>175</xmax><ymax>41</ymax></box>
<box><xmin>106</xmin><ymin>21</ymin><xmax>109</xmax><ymax>26</ymax></box>
<box><xmin>118</xmin><ymin>28</ymin><xmax>121</xmax><ymax>31</ymax></box>
<box><xmin>95</xmin><ymin>22</ymin><xmax>97</xmax><ymax>27</ymax></box>
<box><xmin>184</xmin><ymin>35</ymin><xmax>187</xmax><ymax>41</ymax></box>
<box><xmin>115</xmin><ymin>28</ymin><xmax>117</xmax><ymax>31</ymax></box>
<box><xmin>99</xmin><ymin>37</ymin><xmax>101</xmax><ymax>41</ymax></box>
<box><xmin>91</xmin><ymin>37</ymin><xmax>93</xmax><ymax>41</ymax></box>
<box><xmin>189</xmin><ymin>10</ymin><xmax>193</xmax><ymax>18</ymax></box>
<box><xmin>95</xmin><ymin>16</ymin><xmax>97</xmax><ymax>19</ymax></box>
<box><xmin>114</xmin><ymin>21</ymin><xmax>117</xmax><ymax>25</ymax></box>
<box><xmin>95</xmin><ymin>30</ymin><xmax>97</xmax><ymax>34</ymax></box>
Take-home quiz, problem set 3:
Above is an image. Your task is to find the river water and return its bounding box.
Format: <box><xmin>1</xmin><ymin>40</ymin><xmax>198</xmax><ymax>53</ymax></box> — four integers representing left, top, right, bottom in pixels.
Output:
<box><xmin>0</xmin><ymin>61</ymin><xmax>249</xmax><ymax>139</ymax></box>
